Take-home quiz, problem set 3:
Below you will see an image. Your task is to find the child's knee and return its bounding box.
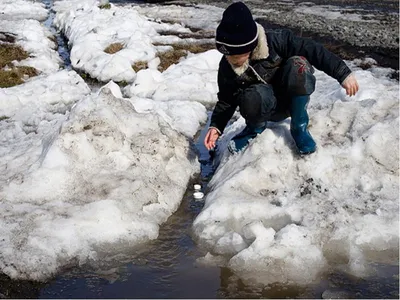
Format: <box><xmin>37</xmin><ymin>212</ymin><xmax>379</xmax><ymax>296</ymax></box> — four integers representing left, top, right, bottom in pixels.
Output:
<box><xmin>238</xmin><ymin>84</ymin><xmax>277</xmax><ymax>122</ymax></box>
<box><xmin>281</xmin><ymin>56</ymin><xmax>316</xmax><ymax>95</ymax></box>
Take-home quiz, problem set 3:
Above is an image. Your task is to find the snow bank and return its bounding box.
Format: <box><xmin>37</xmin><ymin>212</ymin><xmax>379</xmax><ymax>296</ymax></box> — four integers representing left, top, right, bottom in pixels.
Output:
<box><xmin>53</xmin><ymin>0</ymin><xmax>157</xmax><ymax>82</ymax></box>
<box><xmin>0</xmin><ymin>82</ymin><xmax>203</xmax><ymax>280</ymax></box>
<box><xmin>54</xmin><ymin>0</ymin><xmax>199</xmax><ymax>83</ymax></box>
<box><xmin>0</xmin><ymin>19</ymin><xmax>62</xmax><ymax>74</ymax></box>
<box><xmin>0</xmin><ymin>70</ymin><xmax>90</xmax><ymax>182</ymax></box>
<box><xmin>0</xmin><ymin>0</ymin><xmax>48</xmax><ymax>21</ymax></box>
<box><xmin>125</xmin><ymin>50</ymin><xmax>221</xmax><ymax>106</ymax></box>
<box><xmin>193</xmin><ymin>65</ymin><xmax>399</xmax><ymax>285</ymax></box>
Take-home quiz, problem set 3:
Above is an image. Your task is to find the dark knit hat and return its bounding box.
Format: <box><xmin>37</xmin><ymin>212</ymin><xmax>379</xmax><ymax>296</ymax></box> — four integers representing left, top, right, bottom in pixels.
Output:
<box><xmin>216</xmin><ymin>2</ymin><xmax>258</xmax><ymax>55</ymax></box>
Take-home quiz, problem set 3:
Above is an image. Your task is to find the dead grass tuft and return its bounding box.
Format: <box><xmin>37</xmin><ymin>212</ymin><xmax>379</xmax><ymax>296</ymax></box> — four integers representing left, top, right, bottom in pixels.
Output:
<box><xmin>99</xmin><ymin>3</ymin><xmax>111</xmax><ymax>9</ymax></box>
<box><xmin>132</xmin><ymin>61</ymin><xmax>148</xmax><ymax>72</ymax></box>
<box><xmin>0</xmin><ymin>44</ymin><xmax>29</xmax><ymax>69</ymax></box>
<box><xmin>0</xmin><ymin>66</ymin><xmax>38</xmax><ymax>88</ymax></box>
<box><xmin>104</xmin><ymin>42</ymin><xmax>124</xmax><ymax>54</ymax></box>
<box><xmin>157</xmin><ymin>49</ymin><xmax>187</xmax><ymax>72</ymax></box>
<box><xmin>0</xmin><ymin>43</ymin><xmax>38</xmax><ymax>87</ymax></box>
<box><xmin>155</xmin><ymin>42</ymin><xmax>215</xmax><ymax>72</ymax></box>
<box><xmin>157</xmin><ymin>30</ymin><xmax>214</xmax><ymax>40</ymax></box>
<box><xmin>172</xmin><ymin>43</ymin><xmax>215</xmax><ymax>54</ymax></box>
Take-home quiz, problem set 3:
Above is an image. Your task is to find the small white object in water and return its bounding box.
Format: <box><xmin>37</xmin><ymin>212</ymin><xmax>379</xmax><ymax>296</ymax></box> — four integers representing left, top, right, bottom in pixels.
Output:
<box><xmin>194</xmin><ymin>184</ymin><xmax>201</xmax><ymax>190</ymax></box>
<box><xmin>193</xmin><ymin>192</ymin><xmax>204</xmax><ymax>199</ymax></box>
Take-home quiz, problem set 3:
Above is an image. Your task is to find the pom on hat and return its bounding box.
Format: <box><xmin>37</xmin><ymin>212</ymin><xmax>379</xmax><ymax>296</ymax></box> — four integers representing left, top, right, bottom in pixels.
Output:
<box><xmin>216</xmin><ymin>2</ymin><xmax>258</xmax><ymax>55</ymax></box>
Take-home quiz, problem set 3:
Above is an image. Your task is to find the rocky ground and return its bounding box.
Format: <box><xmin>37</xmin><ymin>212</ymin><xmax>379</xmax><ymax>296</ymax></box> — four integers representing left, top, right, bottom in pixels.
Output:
<box><xmin>171</xmin><ymin>0</ymin><xmax>399</xmax><ymax>71</ymax></box>
<box><xmin>252</xmin><ymin>0</ymin><xmax>398</xmax><ymax>49</ymax></box>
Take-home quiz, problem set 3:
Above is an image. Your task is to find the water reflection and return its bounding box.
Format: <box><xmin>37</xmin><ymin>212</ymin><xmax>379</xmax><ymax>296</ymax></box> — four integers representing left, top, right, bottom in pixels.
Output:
<box><xmin>35</xmin><ymin>183</ymin><xmax>221</xmax><ymax>299</ymax></box>
<box><xmin>217</xmin><ymin>265</ymin><xmax>399</xmax><ymax>299</ymax></box>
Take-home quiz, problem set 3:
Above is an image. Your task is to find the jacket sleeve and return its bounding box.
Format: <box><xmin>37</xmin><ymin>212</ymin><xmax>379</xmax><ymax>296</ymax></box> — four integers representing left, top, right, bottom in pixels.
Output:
<box><xmin>209</xmin><ymin>59</ymin><xmax>239</xmax><ymax>134</ymax></box>
<box><xmin>273</xmin><ymin>30</ymin><xmax>352</xmax><ymax>84</ymax></box>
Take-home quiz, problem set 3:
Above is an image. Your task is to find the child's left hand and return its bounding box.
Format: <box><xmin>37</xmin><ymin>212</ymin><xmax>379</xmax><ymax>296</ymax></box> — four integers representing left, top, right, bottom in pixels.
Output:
<box><xmin>341</xmin><ymin>73</ymin><xmax>359</xmax><ymax>96</ymax></box>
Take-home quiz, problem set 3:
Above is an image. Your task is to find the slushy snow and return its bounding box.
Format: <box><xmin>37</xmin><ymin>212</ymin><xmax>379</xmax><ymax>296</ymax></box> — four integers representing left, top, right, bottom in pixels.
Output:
<box><xmin>193</xmin><ymin>63</ymin><xmax>399</xmax><ymax>284</ymax></box>
<box><xmin>0</xmin><ymin>0</ymin><xmax>398</xmax><ymax>286</ymax></box>
<box><xmin>1</xmin><ymin>81</ymin><xmax>201</xmax><ymax>280</ymax></box>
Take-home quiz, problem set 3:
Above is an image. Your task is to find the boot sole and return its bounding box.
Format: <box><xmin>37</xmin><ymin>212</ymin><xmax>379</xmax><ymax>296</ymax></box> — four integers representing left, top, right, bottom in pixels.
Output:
<box><xmin>298</xmin><ymin>148</ymin><xmax>316</xmax><ymax>155</ymax></box>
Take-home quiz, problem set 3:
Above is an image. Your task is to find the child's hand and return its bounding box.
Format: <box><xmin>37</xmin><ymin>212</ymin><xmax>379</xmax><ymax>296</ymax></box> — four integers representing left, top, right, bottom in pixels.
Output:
<box><xmin>341</xmin><ymin>73</ymin><xmax>359</xmax><ymax>96</ymax></box>
<box><xmin>204</xmin><ymin>127</ymin><xmax>220</xmax><ymax>150</ymax></box>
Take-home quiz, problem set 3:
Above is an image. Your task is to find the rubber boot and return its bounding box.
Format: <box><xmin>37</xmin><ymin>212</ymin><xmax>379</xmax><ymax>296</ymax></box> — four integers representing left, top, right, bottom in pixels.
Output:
<box><xmin>228</xmin><ymin>122</ymin><xmax>267</xmax><ymax>153</ymax></box>
<box><xmin>290</xmin><ymin>95</ymin><xmax>316</xmax><ymax>154</ymax></box>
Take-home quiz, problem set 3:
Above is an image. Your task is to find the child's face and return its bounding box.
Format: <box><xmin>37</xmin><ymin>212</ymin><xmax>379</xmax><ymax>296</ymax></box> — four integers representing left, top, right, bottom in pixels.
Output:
<box><xmin>226</xmin><ymin>52</ymin><xmax>251</xmax><ymax>67</ymax></box>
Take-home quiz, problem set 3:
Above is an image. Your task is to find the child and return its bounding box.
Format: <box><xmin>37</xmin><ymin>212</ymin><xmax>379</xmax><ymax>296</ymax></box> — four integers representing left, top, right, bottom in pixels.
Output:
<box><xmin>204</xmin><ymin>2</ymin><xmax>359</xmax><ymax>154</ymax></box>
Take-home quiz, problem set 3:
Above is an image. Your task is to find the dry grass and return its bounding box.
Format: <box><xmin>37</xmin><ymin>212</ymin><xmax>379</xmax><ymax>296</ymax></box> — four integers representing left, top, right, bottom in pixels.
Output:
<box><xmin>157</xmin><ymin>30</ymin><xmax>214</xmax><ymax>40</ymax></box>
<box><xmin>104</xmin><ymin>42</ymin><xmax>124</xmax><ymax>54</ymax></box>
<box><xmin>0</xmin><ymin>44</ymin><xmax>29</xmax><ymax>69</ymax></box>
<box><xmin>132</xmin><ymin>61</ymin><xmax>148</xmax><ymax>72</ymax></box>
<box><xmin>155</xmin><ymin>42</ymin><xmax>215</xmax><ymax>72</ymax></box>
<box><xmin>99</xmin><ymin>3</ymin><xmax>111</xmax><ymax>9</ymax></box>
<box><xmin>0</xmin><ymin>43</ymin><xmax>39</xmax><ymax>87</ymax></box>
<box><xmin>157</xmin><ymin>49</ymin><xmax>186</xmax><ymax>72</ymax></box>
<box><xmin>0</xmin><ymin>66</ymin><xmax>38</xmax><ymax>88</ymax></box>
<box><xmin>172</xmin><ymin>43</ymin><xmax>215</xmax><ymax>54</ymax></box>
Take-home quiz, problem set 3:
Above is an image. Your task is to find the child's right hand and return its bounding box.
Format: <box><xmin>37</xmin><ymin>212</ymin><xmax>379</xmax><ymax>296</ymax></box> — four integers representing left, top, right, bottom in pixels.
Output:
<box><xmin>204</xmin><ymin>127</ymin><xmax>220</xmax><ymax>150</ymax></box>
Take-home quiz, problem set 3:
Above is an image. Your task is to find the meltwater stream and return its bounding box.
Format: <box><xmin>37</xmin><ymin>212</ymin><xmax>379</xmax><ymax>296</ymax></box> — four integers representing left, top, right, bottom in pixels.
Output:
<box><xmin>42</xmin><ymin>0</ymin><xmax>71</xmax><ymax>69</ymax></box>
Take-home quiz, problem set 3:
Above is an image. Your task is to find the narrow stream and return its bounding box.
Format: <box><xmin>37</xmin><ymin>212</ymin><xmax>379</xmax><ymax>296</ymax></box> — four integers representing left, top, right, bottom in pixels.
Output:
<box><xmin>0</xmin><ymin>1</ymin><xmax>398</xmax><ymax>298</ymax></box>
<box><xmin>42</xmin><ymin>0</ymin><xmax>71</xmax><ymax>69</ymax></box>
<box><xmin>36</xmin><ymin>115</ymin><xmax>224</xmax><ymax>298</ymax></box>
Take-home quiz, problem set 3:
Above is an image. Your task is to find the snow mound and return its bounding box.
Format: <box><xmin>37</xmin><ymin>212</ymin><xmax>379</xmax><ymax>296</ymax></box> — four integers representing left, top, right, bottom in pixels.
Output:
<box><xmin>0</xmin><ymin>70</ymin><xmax>90</xmax><ymax>182</ymax></box>
<box><xmin>193</xmin><ymin>67</ymin><xmax>399</xmax><ymax>285</ymax></box>
<box><xmin>0</xmin><ymin>19</ymin><xmax>62</xmax><ymax>74</ymax></box>
<box><xmin>0</xmin><ymin>0</ymin><xmax>48</xmax><ymax>21</ymax></box>
<box><xmin>125</xmin><ymin>50</ymin><xmax>221</xmax><ymax>106</ymax></box>
<box><xmin>0</xmin><ymin>82</ymin><xmax>200</xmax><ymax>281</ymax></box>
<box><xmin>53</xmin><ymin>0</ymin><xmax>202</xmax><ymax>83</ymax></box>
